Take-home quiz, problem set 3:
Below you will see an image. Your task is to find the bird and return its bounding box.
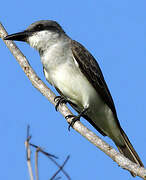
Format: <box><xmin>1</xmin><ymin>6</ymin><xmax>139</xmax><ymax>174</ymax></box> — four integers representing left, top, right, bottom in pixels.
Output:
<box><xmin>4</xmin><ymin>20</ymin><xmax>144</xmax><ymax>176</ymax></box>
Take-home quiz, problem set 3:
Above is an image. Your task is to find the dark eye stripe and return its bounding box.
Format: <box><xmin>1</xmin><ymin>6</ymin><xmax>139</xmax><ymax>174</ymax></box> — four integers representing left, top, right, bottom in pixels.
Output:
<box><xmin>46</xmin><ymin>26</ymin><xmax>58</xmax><ymax>31</ymax></box>
<box><xmin>34</xmin><ymin>24</ymin><xmax>44</xmax><ymax>31</ymax></box>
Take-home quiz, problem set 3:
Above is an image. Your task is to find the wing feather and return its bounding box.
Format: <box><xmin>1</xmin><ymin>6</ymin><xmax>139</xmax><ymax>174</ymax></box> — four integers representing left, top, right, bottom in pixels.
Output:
<box><xmin>71</xmin><ymin>40</ymin><xmax>119</xmax><ymax>124</ymax></box>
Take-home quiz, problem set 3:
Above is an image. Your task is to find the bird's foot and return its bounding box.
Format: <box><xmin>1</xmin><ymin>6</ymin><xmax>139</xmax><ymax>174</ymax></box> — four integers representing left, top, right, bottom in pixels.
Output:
<box><xmin>66</xmin><ymin>114</ymin><xmax>80</xmax><ymax>131</ymax></box>
<box><xmin>54</xmin><ymin>96</ymin><xmax>68</xmax><ymax>111</ymax></box>
<box><xmin>65</xmin><ymin>107</ymin><xmax>89</xmax><ymax>131</ymax></box>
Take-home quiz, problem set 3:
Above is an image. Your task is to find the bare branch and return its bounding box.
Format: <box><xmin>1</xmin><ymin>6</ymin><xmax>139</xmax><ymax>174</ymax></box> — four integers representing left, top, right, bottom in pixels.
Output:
<box><xmin>26</xmin><ymin>126</ymin><xmax>71</xmax><ymax>180</ymax></box>
<box><xmin>50</xmin><ymin>156</ymin><xmax>70</xmax><ymax>180</ymax></box>
<box><xmin>30</xmin><ymin>143</ymin><xmax>71</xmax><ymax>180</ymax></box>
<box><xmin>35</xmin><ymin>148</ymin><xmax>39</xmax><ymax>180</ymax></box>
<box><xmin>30</xmin><ymin>143</ymin><xmax>58</xmax><ymax>159</ymax></box>
<box><xmin>25</xmin><ymin>127</ymin><xmax>34</xmax><ymax>180</ymax></box>
<box><xmin>1</xmin><ymin>22</ymin><xmax>146</xmax><ymax>179</ymax></box>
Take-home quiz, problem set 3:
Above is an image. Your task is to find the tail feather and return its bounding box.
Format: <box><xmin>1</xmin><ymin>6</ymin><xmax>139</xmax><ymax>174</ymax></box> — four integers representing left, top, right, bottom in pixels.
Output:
<box><xmin>116</xmin><ymin>128</ymin><xmax>144</xmax><ymax>177</ymax></box>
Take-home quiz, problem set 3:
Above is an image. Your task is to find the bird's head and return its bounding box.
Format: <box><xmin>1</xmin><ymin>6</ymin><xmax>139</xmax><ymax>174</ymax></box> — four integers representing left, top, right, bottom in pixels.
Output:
<box><xmin>4</xmin><ymin>20</ymin><xmax>65</xmax><ymax>52</ymax></box>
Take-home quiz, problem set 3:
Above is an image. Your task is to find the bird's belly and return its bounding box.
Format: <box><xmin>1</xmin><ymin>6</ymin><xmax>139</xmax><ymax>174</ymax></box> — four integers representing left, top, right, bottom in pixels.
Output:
<box><xmin>45</xmin><ymin>63</ymin><xmax>102</xmax><ymax>110</ymax></box>
<box><xmin>44</xmin><ymin>63</ymin><xmax>123</xmax><ymax>144</ymax></box>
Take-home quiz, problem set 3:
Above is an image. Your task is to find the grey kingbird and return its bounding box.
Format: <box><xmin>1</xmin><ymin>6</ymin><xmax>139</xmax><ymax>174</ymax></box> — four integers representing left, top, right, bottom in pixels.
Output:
<box><xmin>4</xmin><ymin>20</ymin><xmax>144</xmax><ymax>175</ymax></box>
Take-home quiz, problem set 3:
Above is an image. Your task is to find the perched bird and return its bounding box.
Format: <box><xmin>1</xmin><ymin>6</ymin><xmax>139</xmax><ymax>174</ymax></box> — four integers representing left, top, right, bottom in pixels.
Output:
<box><xmin>4</xmin><ymin>20</ymin><xmax>144</xmax><ymax>176</ymax></box>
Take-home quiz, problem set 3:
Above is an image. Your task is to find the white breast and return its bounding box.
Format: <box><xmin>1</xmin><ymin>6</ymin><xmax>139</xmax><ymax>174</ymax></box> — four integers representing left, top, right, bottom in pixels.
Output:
<box><xmin>43</xmin><ymin>52</ymin><xmax>101</xmax><ymax>110</ymax></box>
<box><xmin>42</xmin><ymin>40</ymin><xmax>123</xmax><ymax>145</ymax></box>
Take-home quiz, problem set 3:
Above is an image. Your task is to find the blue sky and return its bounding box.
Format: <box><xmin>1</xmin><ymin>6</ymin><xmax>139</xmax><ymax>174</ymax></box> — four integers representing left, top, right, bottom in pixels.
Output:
<box><xmin>0</xmin><ymin>0</ymin><xmax>146</xmax><ymax>179</ymax></box>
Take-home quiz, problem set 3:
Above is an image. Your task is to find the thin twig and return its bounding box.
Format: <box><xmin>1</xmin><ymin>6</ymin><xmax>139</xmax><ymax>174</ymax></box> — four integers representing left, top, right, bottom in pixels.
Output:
<box><xmin>30</xmin><ymin>143</ymin><xmax>71</xmax><ymax>180</ymax></box>
<box><xmin>1</xmin><ymin>22</ymin><xmax>146</xmax><ymax>179</ymax></box>
<box><xmin>50</xmin><ymin>156</ymin><xmax>70</xmax><ymax>180</ymax></box>
<box><xmin>35</xmin><ymin>148</ymin><xmax>39</xmax><ymax>180</ymax></box>
<box><xmin>30</xmin><ymin>143</ymin><xmax>58</xmax><ymax>159</ymax></box>
<box><xmin>26</xmin><ymin>127</ymin><xmax>71</xmax><ymax>180</ymax></box>
<box><xmin>25</xmin><ymin>127</ymin><xmax>34</xmax><ymax>180</ymax></box>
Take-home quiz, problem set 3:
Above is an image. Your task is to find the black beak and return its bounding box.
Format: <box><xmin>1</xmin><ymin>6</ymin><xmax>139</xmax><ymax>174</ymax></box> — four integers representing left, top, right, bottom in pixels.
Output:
<box><xmin>4</xmin><ymin>31</ymin><xmax>31</xmax><ymax>42</ymax></box>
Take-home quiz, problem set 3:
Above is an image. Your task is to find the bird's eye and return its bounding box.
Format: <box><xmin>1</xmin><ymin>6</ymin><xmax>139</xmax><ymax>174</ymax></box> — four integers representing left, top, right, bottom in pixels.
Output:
<box><xmin>35</xmin><ymin>24</ymin><xmax>44</xmax><ymax>31</ymax></box>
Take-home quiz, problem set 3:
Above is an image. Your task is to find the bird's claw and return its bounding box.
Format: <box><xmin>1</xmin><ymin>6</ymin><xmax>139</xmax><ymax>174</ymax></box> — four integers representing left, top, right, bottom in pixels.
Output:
<box><xmin>54</xmin><ymin>96</ymin><xmax>67</xmax><ymax>111</ymax></box>
<box><xmin>65</xmin><ymin>114</ymin><xmax>80</xmax><ymax>131</ymax></box>
<box><xmin>65</xmin><ymin>107</ymin><xmax>89</xmax><ymax>131</ymax></box>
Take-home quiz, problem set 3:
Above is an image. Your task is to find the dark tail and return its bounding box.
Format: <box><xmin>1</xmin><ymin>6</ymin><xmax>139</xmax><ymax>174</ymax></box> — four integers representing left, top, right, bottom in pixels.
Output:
<box><xmin>116</xmin><ymin>128</ymin><xmax>144</xmax><ymax>177</ymax></box>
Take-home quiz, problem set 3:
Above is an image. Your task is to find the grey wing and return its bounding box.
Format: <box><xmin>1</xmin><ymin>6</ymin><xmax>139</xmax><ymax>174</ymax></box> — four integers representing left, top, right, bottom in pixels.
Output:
<box><xmin>71</xmin><ymin>40</ymin><xmax>119</xmax><ymax>125</ymax></box>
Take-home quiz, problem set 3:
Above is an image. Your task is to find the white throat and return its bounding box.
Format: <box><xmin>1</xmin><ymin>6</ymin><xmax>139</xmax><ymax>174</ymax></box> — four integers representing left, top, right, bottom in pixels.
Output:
<box><xmin>28</xmin><ymin>30</ymin><xmax>61</xmax><ymax>52</ymax></box>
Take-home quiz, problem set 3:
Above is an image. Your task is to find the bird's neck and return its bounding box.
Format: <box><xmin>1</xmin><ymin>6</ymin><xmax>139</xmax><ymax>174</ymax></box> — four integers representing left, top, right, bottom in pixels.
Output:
<box><xmin>38</xmin><ymin>34</ymin><xmax>70</xmax><ymax>55</ymax></box>
<box><xmin>40</xmin><ymin>36</ymin><xmax>71</xmax><ymax>69</ymax></box>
